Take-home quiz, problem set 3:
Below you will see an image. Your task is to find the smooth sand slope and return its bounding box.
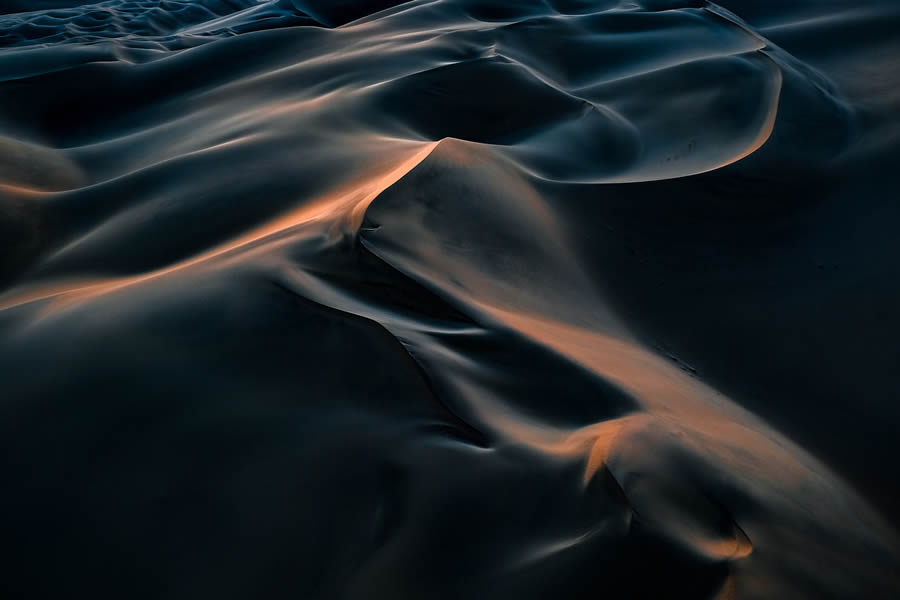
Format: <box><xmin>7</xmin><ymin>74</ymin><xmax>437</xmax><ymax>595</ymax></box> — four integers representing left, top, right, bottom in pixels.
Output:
<box><xmin>0</xmin><ymin>1</ymin><xmax>899</xmax><ymax>598</ymax></box>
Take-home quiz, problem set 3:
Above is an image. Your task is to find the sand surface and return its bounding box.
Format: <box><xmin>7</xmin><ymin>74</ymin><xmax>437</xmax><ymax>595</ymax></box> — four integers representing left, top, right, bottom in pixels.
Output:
<box><xmin>1</xmin><ymin>1</ymin><xmax>899</xmax><ymax>598</ymax></box>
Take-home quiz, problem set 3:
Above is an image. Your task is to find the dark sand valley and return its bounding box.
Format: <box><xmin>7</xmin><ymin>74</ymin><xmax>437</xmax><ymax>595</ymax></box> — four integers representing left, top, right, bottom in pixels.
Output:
<box><xmin>1</xmin><ymin>1</ymin><xmax>899</xmax><ymax>598</ymax></box>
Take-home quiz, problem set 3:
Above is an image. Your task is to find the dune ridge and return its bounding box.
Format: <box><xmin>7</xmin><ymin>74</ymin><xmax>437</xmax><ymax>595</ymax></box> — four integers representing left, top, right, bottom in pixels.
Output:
<box><xmin>1</xmin><ymin>1</ymin><xmax>899</xmax><ymax>598</ymax></box>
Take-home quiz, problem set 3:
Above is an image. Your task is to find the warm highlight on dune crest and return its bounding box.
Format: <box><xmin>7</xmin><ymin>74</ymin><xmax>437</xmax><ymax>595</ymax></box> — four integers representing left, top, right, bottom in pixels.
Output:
<box><xmin>1</xmin><ymin>1</ymin><xmax>898</xmax><ymax>599</ymax></box>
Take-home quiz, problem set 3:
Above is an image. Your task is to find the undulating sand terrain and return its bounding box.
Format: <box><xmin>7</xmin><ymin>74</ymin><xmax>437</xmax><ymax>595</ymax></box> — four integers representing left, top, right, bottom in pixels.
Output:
<box><xmin>1</xmin><ymin>1</ymin><xmax>899</xmax><ymax>598</ymax></box>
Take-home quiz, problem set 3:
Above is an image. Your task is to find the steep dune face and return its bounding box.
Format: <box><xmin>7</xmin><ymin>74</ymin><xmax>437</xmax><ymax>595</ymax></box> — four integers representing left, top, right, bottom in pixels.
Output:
<box><xmin>1</xmin><ymin>1</ymin><xmax>898</xmax><ymax>598</ymax></box>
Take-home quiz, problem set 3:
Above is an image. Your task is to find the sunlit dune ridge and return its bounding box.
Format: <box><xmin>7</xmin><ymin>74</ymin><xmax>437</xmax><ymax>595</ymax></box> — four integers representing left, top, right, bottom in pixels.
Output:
<box><xmin>1</xmin><ymin>0</ymin><xmax>899</xmax><ymax>599</ymax></box>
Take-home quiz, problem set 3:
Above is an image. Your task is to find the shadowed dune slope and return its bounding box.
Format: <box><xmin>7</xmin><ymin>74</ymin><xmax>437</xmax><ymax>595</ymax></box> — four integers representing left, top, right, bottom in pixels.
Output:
<box><xmin>1</xmin><ymin>1</ymin><xmax>899</xmax><ymax>598</ymax></box>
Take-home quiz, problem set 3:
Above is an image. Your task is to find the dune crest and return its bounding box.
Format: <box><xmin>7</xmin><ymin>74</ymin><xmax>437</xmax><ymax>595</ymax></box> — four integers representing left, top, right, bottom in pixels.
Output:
<box><xmin>1</xmin><ymin>0</ymin><xmax>899</xmax><ymax>598</ymax></box>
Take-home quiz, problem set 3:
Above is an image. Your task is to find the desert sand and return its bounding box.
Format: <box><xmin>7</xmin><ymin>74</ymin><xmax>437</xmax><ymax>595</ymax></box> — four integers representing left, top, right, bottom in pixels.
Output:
<box><xmin>1</xmin><ymin>1</ymin><xmax>899</xmax><ymax>598</ymax></box>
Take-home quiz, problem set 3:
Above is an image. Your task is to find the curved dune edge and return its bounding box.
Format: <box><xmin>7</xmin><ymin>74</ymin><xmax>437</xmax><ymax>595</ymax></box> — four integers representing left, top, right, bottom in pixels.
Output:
<box><xmin>357</xmin><ymin>136</ymin><xmax>900</xmax><ymax>597</ymax></box>
<box><xmin>1</xmin><ymin>1</ymin><xmax>899</xmax><ymax>598</ymax></box>
<box><xmin>0</xmin><ymin>140</ymin><xmax>438</xmax><ymax>316</ymax></box>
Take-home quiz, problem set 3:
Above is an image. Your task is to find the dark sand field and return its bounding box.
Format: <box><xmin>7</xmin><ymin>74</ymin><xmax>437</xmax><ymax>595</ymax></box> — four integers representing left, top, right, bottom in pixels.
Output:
<box><xmin>1</xmin><ymin>1</ymin><xmax>899</xmax><ymax>598</ymax></box>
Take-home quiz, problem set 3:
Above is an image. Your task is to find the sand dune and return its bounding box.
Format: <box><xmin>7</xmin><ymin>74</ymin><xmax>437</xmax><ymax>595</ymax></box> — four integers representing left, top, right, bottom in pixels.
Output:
<box><xmin>1</xmin><ymin>1</ymin><xmax>898</xmax><ymax>598</ymax></box>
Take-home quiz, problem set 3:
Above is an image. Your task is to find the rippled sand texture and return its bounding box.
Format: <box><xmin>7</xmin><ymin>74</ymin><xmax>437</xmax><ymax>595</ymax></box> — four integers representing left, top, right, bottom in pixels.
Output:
<box><xmin>2</xmin><ymin>0</ymin><xmax>899</xmax><ymax>598</ymax></box>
